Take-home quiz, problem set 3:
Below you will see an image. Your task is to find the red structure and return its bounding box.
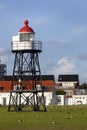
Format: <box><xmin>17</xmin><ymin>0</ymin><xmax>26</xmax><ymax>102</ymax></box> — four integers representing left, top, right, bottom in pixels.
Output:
<box><xmin>19</xmin><ymin>20</ymin><xmax>34</xmax><ymax>32</ymax></box>
<box><xmin>0</xmin><ymin>75</ymin><xmax>54</xmax><ymax>92</ymax></box>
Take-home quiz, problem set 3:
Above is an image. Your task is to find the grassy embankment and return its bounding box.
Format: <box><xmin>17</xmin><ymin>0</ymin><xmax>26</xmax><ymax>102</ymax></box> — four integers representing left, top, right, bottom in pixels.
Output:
<box><xmin>0</xmin><ymin>105</ymin><xmax>87</xmax><ymax>130</ymax></box>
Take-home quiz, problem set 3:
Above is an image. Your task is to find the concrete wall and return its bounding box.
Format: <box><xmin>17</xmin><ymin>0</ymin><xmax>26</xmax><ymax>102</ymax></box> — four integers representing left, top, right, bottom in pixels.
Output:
<box><xmin>1</xmin><ymin>92</ymin><xmax>87</xmax><ymax>106</ymax></box>
<box><xmin>52</xmin><ymin>94</ymin><xmax>87</xmax><ymax>106</ymax></box>
<box><xmin>0</xmin><ymin>92</ymin><xmax>52</xmax><ymax>106</ymax></box>
<box><xmin>52</xmin><ymin>95</ymin><xmax>65</xmax><ymax>105</ymax></box>
<box><xmin>44</xmin><ymin>92</ymin><xmax>52</xmax><ymax>105</ymax></box>
<box><xmin>0</xmin><ymin>92</ymin><xmax>10</xmax><ymax>106</ymax></box>
<box><xmin>73</xmin><ymin>95</ymin><xmax>87</xmax><ymax>105</ymax></box>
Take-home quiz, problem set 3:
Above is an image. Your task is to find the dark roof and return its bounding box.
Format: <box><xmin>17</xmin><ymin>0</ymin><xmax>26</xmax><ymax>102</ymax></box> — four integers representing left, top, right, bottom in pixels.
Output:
<box><xmin>58</xmin><ymin>74</ymin><xmax>79</xmax><ymax>82</ymax></box>
<box><xmin>41</xmin><ymin>75</ymin><xmax>55</xmax><ymax>80</ymax></box>
<box><xmin>1</xmin><ymin>75</ymin><xmax>55</xmax><ymax>81</ymax></box>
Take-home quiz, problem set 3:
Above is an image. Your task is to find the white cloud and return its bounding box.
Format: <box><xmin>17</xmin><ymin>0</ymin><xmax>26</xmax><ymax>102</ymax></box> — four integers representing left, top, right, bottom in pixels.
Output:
<box><xmin>0</xmin><ymin>48</ymin><xmax>13</xmax><ymax>74</ymax></box>
<box><xmin>48</xmin><ymin>57</ymin><xmax>75</xmax><ymax>76</ymax></box>
<box><xmin>0</xmin><ymin>48</ymin><xmax>10</xmax><ymax>63</ymax></box>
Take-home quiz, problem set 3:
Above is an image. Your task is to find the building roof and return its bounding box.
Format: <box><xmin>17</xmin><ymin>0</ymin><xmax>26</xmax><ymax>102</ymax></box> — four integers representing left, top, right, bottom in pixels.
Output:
<box><xmin>2</xmin><ymin>75</ymin><xmax>55</xmax><ymax>81</ymax></box>
<box><xmin>41</xmin><ymin>75</ymin><xmax>55</xmax><ymax>80</ymax></box>
<box><xmin>58</xmin><ymin>74</ymin><xmax>79</xmax><ymax>82</ymax></box>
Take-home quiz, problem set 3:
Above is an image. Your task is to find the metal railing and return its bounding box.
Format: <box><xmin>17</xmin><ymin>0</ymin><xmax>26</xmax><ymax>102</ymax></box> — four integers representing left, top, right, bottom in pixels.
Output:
<box><xmin>11</xmin><ymin>40</ymin><xmax>42</xmax><ymax>52</ymax></box>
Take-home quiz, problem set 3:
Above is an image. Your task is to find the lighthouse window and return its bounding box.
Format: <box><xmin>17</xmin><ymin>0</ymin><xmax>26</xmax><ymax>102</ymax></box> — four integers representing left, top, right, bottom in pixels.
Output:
<box><xmin>20</xmin><ymin>33</ymin><xmax>30</xmax><ymax>41</ymax></box>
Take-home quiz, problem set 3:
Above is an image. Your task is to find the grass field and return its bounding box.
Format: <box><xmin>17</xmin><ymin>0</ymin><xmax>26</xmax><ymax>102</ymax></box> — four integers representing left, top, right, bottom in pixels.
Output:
<box><xmin>0</xmin><ymin>105</ymin><xmax>87</xmax><ymax>130</ymax></box>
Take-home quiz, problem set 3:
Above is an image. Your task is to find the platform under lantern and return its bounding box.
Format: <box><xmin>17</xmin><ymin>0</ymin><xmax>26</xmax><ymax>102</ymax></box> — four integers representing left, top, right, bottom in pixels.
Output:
<box><xmin>8</xmin><ymin>20</ymin><xmax>46</xmax><ymax>112</ymax></box>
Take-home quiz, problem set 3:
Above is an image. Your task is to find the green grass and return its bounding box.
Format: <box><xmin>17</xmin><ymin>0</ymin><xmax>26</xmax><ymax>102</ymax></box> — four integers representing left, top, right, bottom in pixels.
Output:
<box><xmin>0</xmin><ymin>105</ymin><xmax>87</xmax><ymax>130</ymax></box>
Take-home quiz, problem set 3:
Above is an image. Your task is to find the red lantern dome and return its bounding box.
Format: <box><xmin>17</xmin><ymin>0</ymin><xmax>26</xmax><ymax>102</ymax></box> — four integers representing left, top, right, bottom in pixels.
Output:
<box><xmin>19</xmin><ymin>20</ymin><xmax>34</xmax><ymax>33</ymax></box>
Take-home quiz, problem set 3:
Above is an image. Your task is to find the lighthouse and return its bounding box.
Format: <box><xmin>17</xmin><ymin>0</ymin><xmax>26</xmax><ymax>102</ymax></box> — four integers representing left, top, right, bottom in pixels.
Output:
<box><xmin>8</xmin><ymin>20</ymin><xmax>46</xmax><ymax>112</ymax></box>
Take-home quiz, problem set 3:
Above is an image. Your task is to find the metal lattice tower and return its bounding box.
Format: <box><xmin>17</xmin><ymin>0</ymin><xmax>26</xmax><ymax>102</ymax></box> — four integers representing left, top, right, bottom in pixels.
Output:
<box><xmin>8</xmin><ymin>20</ymin><xmax>46</xmax><ymax>112</ymax></box>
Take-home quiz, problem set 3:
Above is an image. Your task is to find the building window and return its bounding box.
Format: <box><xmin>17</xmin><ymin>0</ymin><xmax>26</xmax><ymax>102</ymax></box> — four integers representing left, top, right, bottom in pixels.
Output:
<box><xmin>20</xmin><ymin>33</ymin><xmax>34</xmax><ymax>41</ymax></box>
<box><xmin>56</xmin><ymin>97</ymin><xmax>61</xmax><ymax>104</ymax></box>
<box><xmin>0</xmin><ymin>86</ymin><xmax>3</xmax><ymax>91</ymax></box>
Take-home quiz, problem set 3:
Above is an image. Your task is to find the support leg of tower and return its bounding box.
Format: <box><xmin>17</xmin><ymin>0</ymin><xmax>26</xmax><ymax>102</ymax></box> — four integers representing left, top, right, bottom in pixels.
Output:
<box><xmin>8</xmin><ymin>91</ymin><xmax>12</xmax><ymax>112</ymax></box>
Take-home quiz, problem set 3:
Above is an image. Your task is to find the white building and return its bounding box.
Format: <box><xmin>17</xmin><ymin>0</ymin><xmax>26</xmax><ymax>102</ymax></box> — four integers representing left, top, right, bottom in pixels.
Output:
<box><xmin>0</xmin><ymin>92</ymin><xmax>52</xmax><ymax>106</ymax></box>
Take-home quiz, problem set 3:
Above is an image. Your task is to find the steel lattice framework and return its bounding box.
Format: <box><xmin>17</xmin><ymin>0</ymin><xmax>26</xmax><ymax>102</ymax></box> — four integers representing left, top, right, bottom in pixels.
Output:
<box><xmin>8</xmin><ymin>48</ymin><xmax>46</xmax><ymax>112</ymax></box>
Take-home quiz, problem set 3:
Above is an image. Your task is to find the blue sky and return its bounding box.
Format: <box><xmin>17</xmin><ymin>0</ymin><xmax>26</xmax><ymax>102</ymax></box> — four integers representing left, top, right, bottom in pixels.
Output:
<box><xmin>0</xmin><ymin>0</ymin><xmax>87</xmax><ymax>83</ymax></box>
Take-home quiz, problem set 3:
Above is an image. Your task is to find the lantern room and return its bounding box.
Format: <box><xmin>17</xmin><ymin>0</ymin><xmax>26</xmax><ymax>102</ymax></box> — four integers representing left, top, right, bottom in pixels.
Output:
<box><xmin>19</xmin><ymin>20</ymin><xmax>35</xmax><ymax>42</ymax></box>
<box><xmin>11</xmin><ymin>20</ymin><xmax>42</xmax><ymax>52</ymax></box>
